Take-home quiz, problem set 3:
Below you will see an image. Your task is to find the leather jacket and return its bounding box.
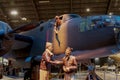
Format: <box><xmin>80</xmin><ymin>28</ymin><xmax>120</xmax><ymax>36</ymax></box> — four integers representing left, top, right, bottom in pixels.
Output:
<box><xmin>40</xmin><ymin>49</ymin><xmax>54</xmax><ymax>71</ymax></box>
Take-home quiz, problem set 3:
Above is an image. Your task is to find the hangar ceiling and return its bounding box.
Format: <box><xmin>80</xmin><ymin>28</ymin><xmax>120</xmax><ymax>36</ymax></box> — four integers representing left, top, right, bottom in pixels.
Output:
<box><xmin>0</xmin><ymin>0</ymin><xmax>120</xmax><ymax>28</ymax></box>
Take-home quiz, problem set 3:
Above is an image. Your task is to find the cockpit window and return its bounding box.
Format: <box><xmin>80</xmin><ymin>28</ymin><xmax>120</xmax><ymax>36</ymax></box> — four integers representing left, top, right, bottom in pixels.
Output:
<box><xmin>79</xmin><ymin>15</ymin><xmax>120</xmax><ymax>32</ymax></box>
<box><xmin>69</xmin><ymin>14</ymin><xmax>80</xmax><ymax>18</ymax></box>
<box><xmin>40</xmin><ymin>26</ymin><xmax>44</xmax><ymax>31</ymax></box>
<box><xmin>62</xmin><ymin>14</ymin><xmax>81</xmax><ymax>23</ymax></box>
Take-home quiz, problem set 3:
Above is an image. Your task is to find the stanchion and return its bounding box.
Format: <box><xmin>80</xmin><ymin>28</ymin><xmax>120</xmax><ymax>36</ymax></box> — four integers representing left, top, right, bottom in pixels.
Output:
<box><xmin>116</xmin><ymin>73</ymin><xmax>118</xmax><ymax>80</ymax></box>
<box><xmin>103</xmin><ymin>69</ymin><xmax>106</xmax><ymax>80</ymax></box>
<box><xmin>79</xmin><ymin>63</ymin><xmax>81</xmax><ymax>80</ymax></box>
<box><xmin>115</xmin><ymin>69</ymin><xmax>118</xmax><ymax>80</ymax></box>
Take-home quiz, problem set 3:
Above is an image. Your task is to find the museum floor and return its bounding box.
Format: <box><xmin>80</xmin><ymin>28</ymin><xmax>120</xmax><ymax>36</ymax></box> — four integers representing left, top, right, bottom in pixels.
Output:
<box><xmin>0</xmin><ymin>76</ymin><xmax>23</xmax><ymax>80</ymax></box>
<box><xmin>1</xmin><ymin>71</ymin><xmax>120</xmax><ymax>80</ymax></box>
<box><xmin>51</xmin><ymin>71</ymin><xmax>120</xmax><ymax>80</ymax></box>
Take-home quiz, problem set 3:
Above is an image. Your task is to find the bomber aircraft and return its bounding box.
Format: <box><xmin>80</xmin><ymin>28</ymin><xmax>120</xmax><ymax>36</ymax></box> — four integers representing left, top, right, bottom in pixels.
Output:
<box><xmin>1</xmin><ymin>14</ymin><xmax>120</xmax><ymax>61</ymax></box>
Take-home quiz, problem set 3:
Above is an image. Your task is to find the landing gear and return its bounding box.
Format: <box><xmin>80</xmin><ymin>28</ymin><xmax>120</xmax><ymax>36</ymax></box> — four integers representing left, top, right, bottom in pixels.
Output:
<box><xmin>0</xmin><ymin>39</ymin><xmax>5</xmax><ymax>50</ymax></box>
<box><xmin>116</xmin><ymin>31</ymin><xmax>120</xmax><ymax>49</ymax></box>
<box><xmin>112</xmin><ymin>28</ymin><xmax>120</xmax><ymax>53</ymax></box>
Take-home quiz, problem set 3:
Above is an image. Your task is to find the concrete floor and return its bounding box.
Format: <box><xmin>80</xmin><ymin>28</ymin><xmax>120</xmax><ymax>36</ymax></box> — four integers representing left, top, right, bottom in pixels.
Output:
<box><xmin>0</xmin><ymin>76</ymin><xmax>23</xmax><ymax>80</ymax></box>
<box><xmin>1</xmin><ymin>71</ymin><xmax>120</xmax><ymax>80</ymax></box>
<box><xmin>51</xmin><ymin>71</ymin><xmax>87</xmax><ymax>80</ymax></box>
<box><xmin>96</xmin><ymin>71</ymin><xmax>120</xmax><ymax>80</ymax></box>
<box><xmin>51</xmin><ymin>71</ymin><xmax>120</xmax><ymax>80</ymax></box>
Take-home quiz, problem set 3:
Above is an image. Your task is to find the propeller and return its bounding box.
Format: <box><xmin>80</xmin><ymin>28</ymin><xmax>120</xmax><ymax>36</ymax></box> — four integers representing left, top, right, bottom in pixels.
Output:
<box><xmin>0</xmin><ymin>21</ymin><xmax>42</xmax><ymax>56</ymax></box>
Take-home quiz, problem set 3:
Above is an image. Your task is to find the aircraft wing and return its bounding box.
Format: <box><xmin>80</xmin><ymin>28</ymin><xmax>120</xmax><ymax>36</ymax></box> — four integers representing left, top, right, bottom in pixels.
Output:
<box><xmin>53</xmin><ymin>45</ymin><xmax>116</xmax><ymax>61</ymax></box>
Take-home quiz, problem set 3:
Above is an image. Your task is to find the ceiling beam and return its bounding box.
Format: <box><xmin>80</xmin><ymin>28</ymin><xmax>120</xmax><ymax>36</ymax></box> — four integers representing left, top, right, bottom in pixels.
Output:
<box><xmin>106</xmin><ymin>0</ymin><xmax>112</xmax><ymax>14</ymax></box>
<box><xmin>0</xmin><ymin>4</ymin><xmax>8</xmax><ymax>21</ymax></box>
<box><xmin>70</xmin><ymin>0</ymin><xmax>73</xmax><ymax>13</ymax></box>
<box><xmin>31</xmin><ymin>0</ymin><xmax>40</xmax><ymax>21</ymax></box>
<box><xmin>0</xmin><ymin>5</ymin><xmax>12</xmax><ymax>26</ymax></box>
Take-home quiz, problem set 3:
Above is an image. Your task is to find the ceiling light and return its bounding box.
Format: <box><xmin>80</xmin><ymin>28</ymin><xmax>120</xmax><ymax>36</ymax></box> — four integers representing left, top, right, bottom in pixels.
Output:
<box><xmin>21</xmin><ymin>17</ymin><xmax>27</xmax><ymax>21</ymax></box>
<box><xmin>39</xmin><ymin>1</ymin><xmax>50</xmax><ymax>3</ymax></box>
<box><xmin>86</xmin><ymin>8</ymin><xmax>90</xmax><ymax>12</ymax></box>
<box><xmin>109</xmin><ymin>12</ymin><xmax>113</xmax><ymax>15</ymax></box>
<box><xmin>10</xmin><ymin>10</ymin><xmax>18</xmax><ymax>15</ymax></box>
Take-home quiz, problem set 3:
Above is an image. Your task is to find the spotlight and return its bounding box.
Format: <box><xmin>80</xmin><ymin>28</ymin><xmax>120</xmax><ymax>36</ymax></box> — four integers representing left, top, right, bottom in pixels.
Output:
<box><xmin>21</xmin><ymin>17</ymin><xmax>27</xmax><ymax>21</ymax></box>
<box><xmin>10</xmin><ymin>10</ymin><xmax>18</xmax><ymax>15</ymax></box>
<box><xmin>109</xmin><ymin>12</ymin><xmax>113</xmax><ymax>15</ymax></box>
<box><xmin>86</xmin><ymin>8</ymin><xmax>90</xmax><ymax>12</ymax></box>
